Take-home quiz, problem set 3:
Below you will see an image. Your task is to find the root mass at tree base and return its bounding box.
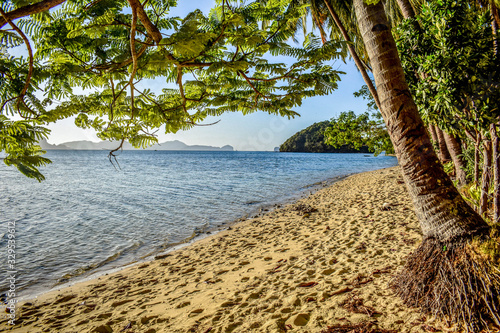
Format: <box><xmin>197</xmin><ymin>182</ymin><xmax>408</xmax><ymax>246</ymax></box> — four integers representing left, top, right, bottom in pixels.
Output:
<box><xmin>390</xmin><ymin>238</ymin><xmax>500</xmax><ymax>332</ymax></box>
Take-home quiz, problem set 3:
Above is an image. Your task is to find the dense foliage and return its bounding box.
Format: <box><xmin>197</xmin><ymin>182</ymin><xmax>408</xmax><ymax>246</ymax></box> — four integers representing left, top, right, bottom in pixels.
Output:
<box><xmin>2</xmin><ymin>0</ymin><xmax>500</xmax><ymax>330</ymax></box>
<box><xmin>279</xmin><ymin>120</ymin><xmax>370</xmax><ymax>153</ymax></box>
<box><xmin>395</xmin><ymin>0</ymin><xmax>500</xmax><ymax>219</ymax></box>
<box><xmin>397</xmin><ymin>0</ymin><xmax>499</xmax><ymax>132</ymax></box>
<box><xmin>0</xmin><ymin>0</ymin><xmax>346</xmax><ymax>180</ymax></box>
<box><xmin>324</xmin><ymin>111</ymin><xmax>393</xmax><ymax>156</ymax></box>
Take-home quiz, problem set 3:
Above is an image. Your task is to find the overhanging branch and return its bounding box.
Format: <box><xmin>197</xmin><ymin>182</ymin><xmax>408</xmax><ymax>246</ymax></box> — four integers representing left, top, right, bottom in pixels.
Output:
<box><xmin>0</xmin><ymin>0</ymin><xmax>66</xmax><ymax>29</ymax></box>
<box><xmin>126</xmin><ymin>0</ymin><xmax>162</xmax><ymax>44</ymax></box>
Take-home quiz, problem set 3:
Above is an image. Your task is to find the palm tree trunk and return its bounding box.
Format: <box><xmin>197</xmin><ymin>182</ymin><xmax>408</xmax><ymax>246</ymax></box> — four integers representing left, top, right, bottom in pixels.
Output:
<box><xmin>353</xmin><ymin>2</ymin><xmax>498</xmax><ymax>329</ymax></box>
<box><xmin>491</xmin><ymin>123</ymin><xmax>500</xmax><ymax>224</ymax></box>
<box><xmin>352</xmin><ymin>0</ymin><xmax>487</xmax><ymax>242</ymax></box>
<box><xmin>493</xmin><ymin>18</ymin><xmax>499</xmax><ymax>55</ymax></box>
<box><xmin>491</xmin><ymin>0</ymin><xmax>500</xmax><ymax>35</ymax></box>
<box><xmin>396</xmin><ymin>0</ymin><xmax>416</xmax><ymax>19</ymax></box>
<box><xmin>487</xmin><ymin>0</ymin><xmax>499</xmax><ymax>56</ymax></box>
<box><xmin>435</xmin><ymin>126</ymin><xmax>451</xmax><ymax>163</ymax></box>
<box><xmin>428</xmin><ymin>123</ymin><xmax>438</xmax><ymax>146</ymax></box>
<box><xmin>443</xmin><ymin>132</ymin><xmax>467</xmax><ymax>186</ymax></box>
<box><xmin>323</xmin><ymin>0</ymin><xmax>381</xmax><ymax>111</ymax></box>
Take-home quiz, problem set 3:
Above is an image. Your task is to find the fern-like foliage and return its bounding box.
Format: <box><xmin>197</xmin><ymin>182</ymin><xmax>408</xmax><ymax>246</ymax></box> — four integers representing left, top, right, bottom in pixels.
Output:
<box><xmin>1</xmin><ymin>0</ymin><xmax>346</xmax><ymax>180</ymax></box>
<box><xmin>0</xmin><ymin>115</ymin><xmax>51</xmax><ymax>181</ymax></box>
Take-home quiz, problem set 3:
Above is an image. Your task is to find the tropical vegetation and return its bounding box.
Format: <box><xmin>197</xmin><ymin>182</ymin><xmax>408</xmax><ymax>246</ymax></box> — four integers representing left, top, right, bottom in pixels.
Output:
<box><xmin>1</xmin><ymin>0</ymin><xmax>500</xmax><ymax>331</ymax></box>
<box><xmin>279</xmin><ymin>119</ymin><xmax>373</xmax><ymax>152</ymax></box>
<box><xmin>323</xmin><ymin>110</ymin><xmax>393</xmax><ymax>155</ymax></box>
<box><xmin>1</xmin><ymin>0</ymin><xmax>344</xmax><ymax>180</ymax></box>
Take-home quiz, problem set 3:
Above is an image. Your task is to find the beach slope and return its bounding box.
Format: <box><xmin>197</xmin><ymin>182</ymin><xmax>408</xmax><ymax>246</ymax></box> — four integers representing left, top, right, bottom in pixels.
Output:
<box><xmin>3</xmin><ymin>167</ymin><xmax>446</xmax><ymax>333</ymax></box>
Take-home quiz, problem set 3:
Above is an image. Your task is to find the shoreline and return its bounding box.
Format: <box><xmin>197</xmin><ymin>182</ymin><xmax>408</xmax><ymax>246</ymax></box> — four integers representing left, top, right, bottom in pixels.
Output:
<box><xmin>2</xmin><ymin>166</ymin><xmax>448</xmax><ymax>333</ymax></box>
<box><xmin>14</xmin><ymin>170</ymin><xmax>357</xmax><ymax>303</ymax></box>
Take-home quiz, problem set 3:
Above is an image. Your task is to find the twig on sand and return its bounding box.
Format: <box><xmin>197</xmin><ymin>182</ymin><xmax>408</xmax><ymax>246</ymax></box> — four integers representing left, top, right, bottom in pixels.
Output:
<box><xmin>340</xmin><ymin>293</ymin><xmax>382</xmax><ymax>317</ymax></box>
<box><xmin>321</xmin><ymin>321</ymin><xmax>397</xmax><ymax>333</ymax></box>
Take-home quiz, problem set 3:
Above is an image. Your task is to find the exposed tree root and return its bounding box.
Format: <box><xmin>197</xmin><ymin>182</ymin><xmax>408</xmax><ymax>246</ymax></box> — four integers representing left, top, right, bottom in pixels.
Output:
<box><xmin>321</xmin><ymin>321</ymin><xmax>396</xmax><ymax>333</ymax></box>
<box><xmin>390</xmin><ymin>237</ymin><xmax>500</xmax><ymax>332</ymax></box>
<box><xmin>340</xmin><ymin>293</ymin><xmax>381</xmax><ymax>317</ymax></box>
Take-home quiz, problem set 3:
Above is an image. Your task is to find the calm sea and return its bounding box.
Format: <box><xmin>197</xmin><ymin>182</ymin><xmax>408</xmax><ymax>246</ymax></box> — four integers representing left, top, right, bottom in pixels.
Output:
<box><xmin>0</xmin><ymin>150</ymin><xmax>397</xmax><ymax>297</ymax></box>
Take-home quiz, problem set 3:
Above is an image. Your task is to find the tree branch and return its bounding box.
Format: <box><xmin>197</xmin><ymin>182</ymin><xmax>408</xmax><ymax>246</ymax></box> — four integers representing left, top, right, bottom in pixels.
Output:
<box><xmin>128</xmin><ymin>5</ymin><xmax>138</xmax><ymax>118</ymax></box>
<box><xmin>176</xmin><ymin>65</ymin><xmax>188</xmax><ymax>113</ymax></box>
<box><xmin>238</xmin><ymin>70</ymin><xmax>268</xmax><ymax>99</ymax></box>
<box><xmin>126</xmin><ymin>0</ymin><xmax>162</xmax><ymax>44</ymax></box>
<box><xmin>0</xmin><ymin>0</ymin><xmax>66</xmax><ymax>29</ymax></box>
<box><xmin>0</xmin><ymin>7</ymin><xmax>34</xmax><ymax>109</ymax></box>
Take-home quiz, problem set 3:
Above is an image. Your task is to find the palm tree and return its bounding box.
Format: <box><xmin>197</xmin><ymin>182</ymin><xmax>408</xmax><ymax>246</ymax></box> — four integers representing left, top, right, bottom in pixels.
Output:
<box><xmin>353</xmin><ymin>0</ymin><xmax>500</xmax><ymax>330</ymax></box>
<box><xmin>321</xmin><ymin>0</ymin><xmax>381</xmax><ymax>110</ymax></box>
<box><xmin>292</xmin><ymin>0</ymin><xmax>424</xmax><ymax>112</ymax></box>
<box><xmin>290</xmin><ymin>0</ymin><xmax>382</xmax><ymax>109</ymax></box>
<box><xmin>395</xmin><ymin>0</ymin><xmax>416</xmax><ymax>18</ymax></box>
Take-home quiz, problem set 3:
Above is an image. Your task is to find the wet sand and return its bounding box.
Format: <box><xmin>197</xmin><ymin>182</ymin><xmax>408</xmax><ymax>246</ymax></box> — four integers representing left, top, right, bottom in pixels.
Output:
<box><xmin>1</xmin><ymin>167</ymin><xmax>448</xmax><ymax>333</ymax></box>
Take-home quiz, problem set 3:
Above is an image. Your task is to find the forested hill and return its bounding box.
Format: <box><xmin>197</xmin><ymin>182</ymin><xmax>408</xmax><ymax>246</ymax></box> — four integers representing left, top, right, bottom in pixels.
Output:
<box><xmin>279</xmin><ymin>121</ymin><xmax>370</xmax><ymax>153</ymax></box>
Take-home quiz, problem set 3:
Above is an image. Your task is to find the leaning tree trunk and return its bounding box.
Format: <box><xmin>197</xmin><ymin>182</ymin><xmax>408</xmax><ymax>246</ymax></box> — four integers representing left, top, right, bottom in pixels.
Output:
<box><xmin>323</xmin><ymin>0</ymin><xmax>382</xmax><ymax>111</ymax></box>
<box><xmin>435</xmin><ymin>126</ymin><xmax>451</xmax><ymax>163</ymax></box>
<box><xmin>480</xmin><ymin>136</ymin><xmax>493</xmax><ymax>217</ymax></box>
<box><xmin>491</xmin><ymin>123</ymin><xmax>500</xmax><ymax>224</ymax></box>
<box><xmin>353</xmin><ymin>0</ymin><xmax>485</xmax><ymax>240</ymax></box>
<box><xmin>491</xmin><ymin>0</ymin><xmax>500</xmax><ymax>49</ymax></box>
<box><xmin>396</xmin><ymin>0</ymin><xmax>416</xmax><ymax>19</ymax></box>
<box><xmin>428</xmin><ymin>124</ymin><xmax>438</xmax><ymax>146</ymax></box>
<box><xmin>465</xmin><ymin>128</ymin><xmax>481</xmax><ymax>184</ymax></box>
<box><xmin>443</xmin><ymin>132</ymin><xmax>467</xmax><ymax>186</ymax></box>
<box><xmin>353</xmin><ymin>1</ymin><xmax>497</xmax><ymax>330</ymax></box>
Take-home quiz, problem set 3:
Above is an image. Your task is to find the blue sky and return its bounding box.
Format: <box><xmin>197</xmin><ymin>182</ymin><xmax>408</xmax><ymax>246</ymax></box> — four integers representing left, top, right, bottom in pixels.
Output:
<box><xmin>34</xmin><ymin>1</ymin><xmax>370</xmax><ymax>151</ymax></box>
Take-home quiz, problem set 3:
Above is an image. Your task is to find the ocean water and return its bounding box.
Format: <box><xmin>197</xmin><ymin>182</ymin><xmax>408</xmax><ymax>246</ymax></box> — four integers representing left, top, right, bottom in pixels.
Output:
<box><xmin>0</xmin><ymin>150</ymin><xmax>397</xmax><ymax>297</ymax></box>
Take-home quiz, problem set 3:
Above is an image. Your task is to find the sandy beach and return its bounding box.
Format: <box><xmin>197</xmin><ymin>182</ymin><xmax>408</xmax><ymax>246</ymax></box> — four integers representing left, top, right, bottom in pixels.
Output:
<box><xmin>1</xmin><ymin>167</ymin><xmax>448</xmax><ymax>333</ymax></box>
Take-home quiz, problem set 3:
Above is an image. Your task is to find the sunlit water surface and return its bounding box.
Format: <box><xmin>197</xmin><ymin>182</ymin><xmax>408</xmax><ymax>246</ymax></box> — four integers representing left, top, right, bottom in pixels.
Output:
<box><xmin>0</xmin><ymin>150</ymin><xmax>397</xmax><ymax>296</ymax></box>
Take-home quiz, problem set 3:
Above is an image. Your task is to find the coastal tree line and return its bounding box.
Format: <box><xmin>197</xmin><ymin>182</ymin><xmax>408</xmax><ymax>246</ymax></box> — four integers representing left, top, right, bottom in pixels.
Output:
<box><xmin>1</xmin><ymin>0</ymin><xmax>500</xmax><ymax>331</ymax></box>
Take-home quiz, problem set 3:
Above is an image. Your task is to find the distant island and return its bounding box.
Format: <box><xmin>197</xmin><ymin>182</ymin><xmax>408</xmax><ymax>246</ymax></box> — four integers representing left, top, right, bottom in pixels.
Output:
<box><xmin>279</xmin><ymin>121</ymin><xmax>370</xmax><ymax>153</ymax></box>
<box><xmin>39</xmin><ymin>139</ymin><xmax>234</xmax><ymax>152</ymax></box>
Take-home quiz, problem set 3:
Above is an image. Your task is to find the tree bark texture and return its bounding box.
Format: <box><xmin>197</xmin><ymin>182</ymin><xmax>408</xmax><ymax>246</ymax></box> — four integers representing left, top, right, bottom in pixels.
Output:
<box><xmin>396</xmin><ymin>0</ymin><xmax>416</xmax><ymax>19</ymax></box>
<box><xmin>126</xmin><ymin>0</ymin><xmax>163</xmax><ymax>44</ymax></box>
<box><xmin>493</xmin><ymin>17</ymin><xmax>499</xmax><ymax>55</ymax></box>
<box><xmin>0</xmin><ymin>0</ymin><xmax>66</xmax><ymax>28</ymax></box>
<box><xmin>435</xmin><ymin>126</ymin><xmax>451</xmax><ymax>163</ymax></box>
<box><xmin>323</xmin><ymin>0</ymin><xmax>381</xmax><ymax>111</ymax></box>
<box><xmin>489</xmin><ymin>0</ymin><xmax>499</xmax><ymax>56</ymax></box>
<box><xmin>428</xmin><ymin>124</ymin><xmax>438</xmax><ymax>146</ymax></box>
<box><xmin>491</xmin><ymin>0</ymin><xmax>500</xmax><ymax>35</ymax></box>
<box><xmin>353</xmin><ymin>0</ymin><xmax>488</xmax><ymax>242</ymax></box>
<box><xmin>491</xmin><ymin>123</ymin><xmax>500</xmax><ymax>224</ymax></box>
<box><xmin>443</xmin><ymin>132</ymin><xmax>467</xmax><ymax>185</ymax></box>
<box><xmin>480</xmin><ymin>138</ymin><xmax>492</xmax><ymax>216</ymax></box>
<box><xmin>475</xmin><ymin>142</ymin><xmax>481</xmax><ymax>184</ymax></box>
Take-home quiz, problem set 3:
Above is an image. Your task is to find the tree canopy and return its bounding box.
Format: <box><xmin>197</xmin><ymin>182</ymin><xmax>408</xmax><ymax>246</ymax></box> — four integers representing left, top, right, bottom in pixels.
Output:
<box><xmin>1</xmin><ymin>0</ymin><xmax>346</xmax><ymax>180</ymax></box>
<box><xmin>396</xmin><ymin>0</ymin><xmax>500</xmax><ymax>135</ymax></box>
<box><xmin>3</xmin><ymin>0</ymin><xmax>500</xmax><ymax>331</ymax></box>
<box><xmin>324</xmin><ymin>110</ymin><xmax>393</xmax><ymax>156</ymax></box>
<box><xmin>279</xmin><ymin>119</ymin><xmax>373</xmax><ymax>153</ymax></box>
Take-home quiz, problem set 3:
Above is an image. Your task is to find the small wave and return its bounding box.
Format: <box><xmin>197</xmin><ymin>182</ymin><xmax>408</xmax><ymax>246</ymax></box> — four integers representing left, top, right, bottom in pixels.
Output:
<box><xmin>179</xmin><ymin>223</ymin><xmax>210</xmax><ymax>243</ymax></box>
<box><xmin>55</xmin><ymin>241</ymin><xmax>143</xmax><ymax>285</ymax></box>
<box><xmin>153</xmin><ymin>223</ymin><xmax>211</xmax><ymax>254</ymax></box>
<box><xmin>245</xmin><ymin>200</ymin><xmax>262</xmax><ymax>205</ymax></box>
